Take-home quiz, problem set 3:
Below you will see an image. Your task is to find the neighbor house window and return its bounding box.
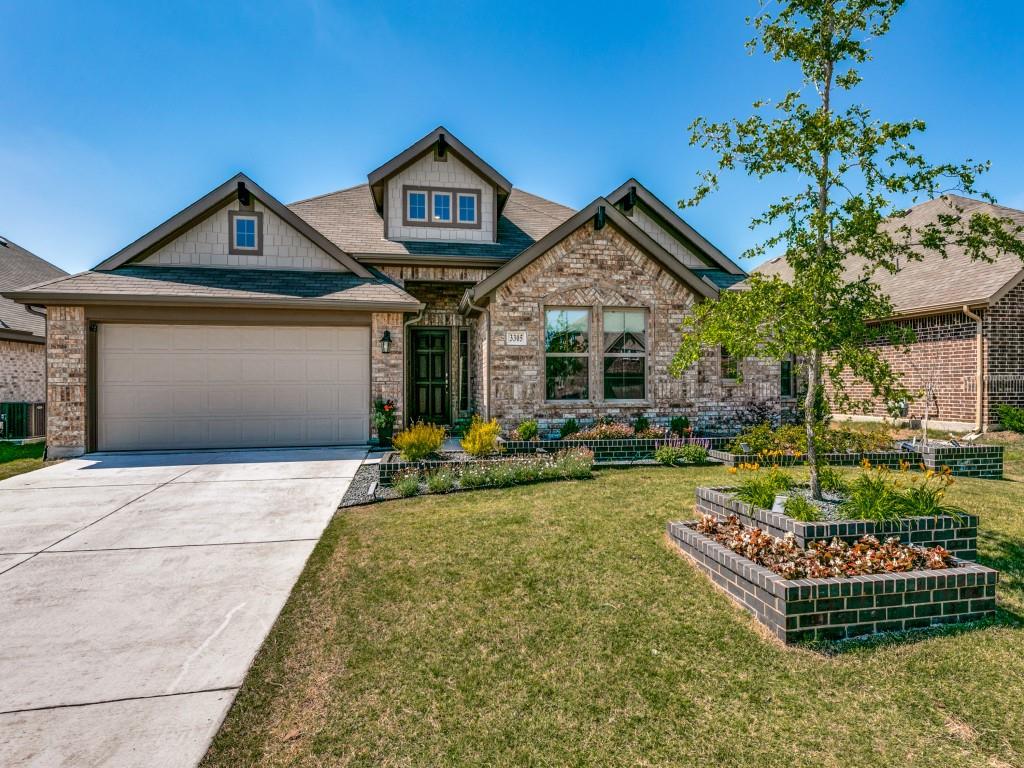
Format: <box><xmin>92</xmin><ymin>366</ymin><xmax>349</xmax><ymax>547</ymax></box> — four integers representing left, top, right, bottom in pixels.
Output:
<box><xmin>432</xmin><ymin>191</ymin><xmax>452</xmax><ymax>223</ymax></box>
<box><xmin>603</xmin><ymin>309</ymin><xmax>647</xmax><ymax>400</ymax></box>
<box><xmin>545</xmin><ymin>309</ymin><xmax>589</xmax><ymax>400</ymax></box>
<box><xmin>721</xmin><ymin>346</ymin><xmax>738</xmax><ymax>380</ymax></box>
<box><xmin>228</xmin><ymin>211</ymin><xmax>262</xmax><ymax>255</ymax></box>
<box><xmin>458</xmin><ymin>193</ymin><xmax>477</xmax><ymax>224</ymax></box>
<box><xmin>407</xmin><ymin>190</ymin><xmax>427</xmax><ymax>222</ymax></box>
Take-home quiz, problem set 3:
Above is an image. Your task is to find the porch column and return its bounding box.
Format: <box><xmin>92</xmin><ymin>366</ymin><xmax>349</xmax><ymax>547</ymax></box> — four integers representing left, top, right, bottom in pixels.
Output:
<box><xmin>46</xmin><ymin>305</ymin><xmax>88</xmax><ymax>458</ymax></box>
<box><xmin>370</xmin><ymin>312</ymin><xmax>405</xmax><ymax>435</ymax></box>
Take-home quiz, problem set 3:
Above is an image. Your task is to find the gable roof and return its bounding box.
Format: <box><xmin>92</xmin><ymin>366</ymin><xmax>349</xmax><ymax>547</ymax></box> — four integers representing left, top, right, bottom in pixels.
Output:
<box><xmin>0</xmin><ymin>236</ymin><xmax>67</xmax><ymax>341</ymax></box>
<box><xmin>290</xmin><ymin>185</ymin><xmax>573</xmax><ymax>263</ymax></box>
<box><xmin>366</xmin><ymin>126</ymin><xmax>513</xmax><ymax>216</ymax></box>
<box><xmin>3</xmin><ymin>266</ymin><xmax>422</xmax><ymax>312</ymax></box>
<box><xmin>463</xmin><ymin>198</ymin><xmax>721</xmax><ymax>309</ymax></box>
<box><xmin>606</xmin><ymin>178</ymin><xmax>744</xmax><ymax>275</ymax></box>
<box><xmin>754</xmin><ymin>195</ymin><xmax>1024</xmax><ymax>316</ymax></box>
<box><xmin>94</xmin><ymin>173</ymin><xmax>373</xmax><ymax>278</ymax></box>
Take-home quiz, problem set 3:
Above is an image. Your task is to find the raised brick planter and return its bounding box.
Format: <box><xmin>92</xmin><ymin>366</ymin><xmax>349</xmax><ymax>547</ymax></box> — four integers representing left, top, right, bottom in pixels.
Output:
<box><xmin>695</xmin><ymin>486</ymin><xmax>978</xmax><ymax>560</ymax></box>
<box><xmin>501</xmin><ymin>436</ymin><xmax>729</xmax><ymax>462</ymax></box>
<box><xmin>667</xmin><ymin>521</ymin><xmax>997</xmax><ymax>643</ymax></box>
<box><xmin>708</xmin><ymin>448</ymin><xmax>919</xmax><ymax>469</ymax></box>
<box><xmin>920</xmin><ymin>443</ymin><xmax>1003</xmax><ymax>479</ymax></box>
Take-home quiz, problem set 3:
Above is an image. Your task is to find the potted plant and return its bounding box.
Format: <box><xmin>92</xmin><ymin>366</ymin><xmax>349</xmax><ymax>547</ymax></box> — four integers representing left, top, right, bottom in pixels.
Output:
<box><xmin>373</xmin><ymin>398</ymin><xmax>397</xmax><ymax>447</ymax></box>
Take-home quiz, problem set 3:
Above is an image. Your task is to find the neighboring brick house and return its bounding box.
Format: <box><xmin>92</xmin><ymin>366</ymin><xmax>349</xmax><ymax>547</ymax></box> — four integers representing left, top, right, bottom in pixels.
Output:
<box><xmin>756</xmin><ymin>195</ymin><xmax>1024</xmax><ymax>432</ymax></box>
<box><xmin>0</xmin><ymin>237</ymin><xmax>67</xmax><ymax>420</ymax></box>
<box><xmin>5</xmin><ymin>126</ymin><xmax>772</xmax><ymax>457</ymax></box>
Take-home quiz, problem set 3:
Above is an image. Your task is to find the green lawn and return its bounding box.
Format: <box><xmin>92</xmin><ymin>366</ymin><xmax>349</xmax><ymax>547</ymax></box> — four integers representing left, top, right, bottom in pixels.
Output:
<box><xmin>0</xmin><ymin>442</ymin><xmax>46</xmax><ymax>482</ymax></box>
<box><xmin>203</xmin><ymin>458</ymin><xmax>1024</xmax><ymax>768</ymax></box>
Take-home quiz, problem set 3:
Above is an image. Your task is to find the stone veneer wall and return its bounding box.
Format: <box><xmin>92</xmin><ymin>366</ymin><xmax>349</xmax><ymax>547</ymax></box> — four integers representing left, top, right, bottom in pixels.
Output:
<box><xmin>483</xmin><ymin>220</ymin><xmax>780</xmax><ymax>429</ymax></box>
<box><xmin>371</xmin><ymin>312</ymin><xmax>405</xmax><ymax>437</ymax></box>
<box><xmin>46</xmin><ymin>306</ymin><xmax>88</xmax><ymax>457</ymax></box>
<box><xmin>667</xmin><ymin>521</ymin><xmax>997</xmax><ymax>643</ymax></box>
<box><xmin>0</xmin><ymin>339</ymin><xmax>46</xmax><ymax>402</ymax></box>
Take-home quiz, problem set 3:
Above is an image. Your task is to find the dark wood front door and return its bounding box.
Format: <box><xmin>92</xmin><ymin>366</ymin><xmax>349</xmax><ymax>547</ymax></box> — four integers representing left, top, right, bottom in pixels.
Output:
<box><xmin>410</xmin><ymin>329</ymin><xmax>450</xmax><ymax>425</ymax></box>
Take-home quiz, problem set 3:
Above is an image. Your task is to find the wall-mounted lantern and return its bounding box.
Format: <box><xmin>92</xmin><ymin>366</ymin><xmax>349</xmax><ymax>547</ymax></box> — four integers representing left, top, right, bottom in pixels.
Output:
<box><xmin>379</xmin><ymin>329</ymin><xmax>393</xmax><ymax>354</ymax></box>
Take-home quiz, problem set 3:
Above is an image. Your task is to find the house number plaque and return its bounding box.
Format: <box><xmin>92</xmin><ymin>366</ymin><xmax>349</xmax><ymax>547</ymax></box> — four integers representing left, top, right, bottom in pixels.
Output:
<box><xmin>506</xmin><ymin>331</ymin><xmax>527</xmax><ymax>346</ymax></box>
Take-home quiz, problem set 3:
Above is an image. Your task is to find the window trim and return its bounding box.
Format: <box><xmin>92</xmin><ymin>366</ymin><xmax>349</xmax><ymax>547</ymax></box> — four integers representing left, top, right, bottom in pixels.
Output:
<box><xmin>405</xmin><ymin>189</ymin><xmax>428</xmax><ymax>223</ymax></box>
<box><xmin>227</xmin><ymin>210</ymin><xmax>263</xmax><ymax>256</ymax></box>
<box><xmin>602</xmin><ymin>308</ymin><xmax>649</xmax><ymax>402</ymax></box>
<box><xmin>457</xmin><ymin>192</ymin><xmax>478</xmax><ymax>224</ymax></box>
<box><xmin>543</xmin><ymin>306</ymin><xmax>591</xmax><ymax>403</ymax></box>
<box><xmin>720</xmin><ymin>345</ymin><xmax>739</xmax><ymax>382</ymax></box>
<box><xmin>431</xmin><ymin>190</ymin><xmax>452</xmax><ymax>223</ymax></box>
<box><xmin>401</xmin><ymin>185</ymin><xmax>482</xmax><ymax>229</ymax></box>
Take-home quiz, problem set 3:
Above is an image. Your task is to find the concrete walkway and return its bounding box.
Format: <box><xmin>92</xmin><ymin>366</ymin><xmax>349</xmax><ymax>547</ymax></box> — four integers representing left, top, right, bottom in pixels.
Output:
<box><xmin>0</xmin><ymin>446</ymin><xmax>365</xmax><ymax>767</ymax></box>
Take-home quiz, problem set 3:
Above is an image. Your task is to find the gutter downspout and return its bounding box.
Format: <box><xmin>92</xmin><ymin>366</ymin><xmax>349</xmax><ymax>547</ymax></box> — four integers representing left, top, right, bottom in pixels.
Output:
<box><xmin>464</xmin><ymin>291</ymin><xmax>491</xmax><ymax>420</ymax></box>
<box><xmin>962</xmin><ymin>305</ymin><xmax>984</xmax><ymax>432</ymax></box>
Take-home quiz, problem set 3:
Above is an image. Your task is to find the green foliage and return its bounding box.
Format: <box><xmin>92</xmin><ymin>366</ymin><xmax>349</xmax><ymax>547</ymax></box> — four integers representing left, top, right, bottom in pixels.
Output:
<box><xmin>729</xmin><ymin>423</ymin><xmax>893</xmax><ymax>456</ymax></box>
<box><xmin>733</xmin><ymin>467</ymin><xmax>795</xmax><ymax>509</ymax></box>
<box><xmin>681</xmin><ymin>444</ymin><xmax>710</xmax><ymax>464</ymax></box>
<box><xmin>633</xmin><ymin>415</ymin><xmax>651</xmax><ymax>434</ymax></box>
<box><xmin>669</xmin><ymin>416</ymin><xmax>691</xmax><ymax>436</ymax></box>
<box><xmin>372</xmin><ymin>398</ymin><xmax>397</xmax><ymax>429</ymax></box>
<box><xmin>559</xmin><ymin>419</ymin><xmax>579</xmax><ymax>438</ymax></box>
<box><xmin>816</xmin><ymin>463</ymin><xmax>848</xmax><ymax>494</ymax></box>
<box><xmin>513</xmin><ymin>419</ymin><xmax>539</xmax><ymax>441</ymax></box>
<box><xmin>671</xmin><ymin>0</ymin><xmax>1023</xmax><ymax>498</ymax></box>
<box><xmin>393</xmin><ymin>422</ymin><xmax>446</xmax><ymax>462</ymax></box>
<box><xmin>458</xmin><ymin>464</ymin><xmax>491</xmax><ymax>489</ymax></box>
<box><xmin>784</xmin><ymin>494</ymin><xmax>821</xmax><ymax>522</ymax></box>
<box><xmin>460</xmin><ymin>416</ymin><xmax>502</xmax><ymax>457</ymax></box>
<box><xmin>0</xmin><ymin>442</ymin><xmax>45</xmax><ymax>463</ymax></box>
<box><xmin>425</xmin><ymin>468</ymin><xmax>457</xmax><ymax>494</ymax></box>
<box><xmin>393</xmin><ymin>473</ymin><xmax>421</xmax><ymax>498</ymax></box>
<box><xmin>893</xmin><ymin>470</ymin><xmax>966</xmax><ymax>521</ymax></box>
<box><xmin>655</xmin><ymin>444</ymin><xmax>709</xmax><ymax>466</ymax></box>
<box><xmin>839</xmin><ymin>469</ymin><xmax>902</xmax><ymax>522</ymax></box>
<box><xmin>996</xmin><ymin>404</ymin><xmax>1024</xmax><ymax>434</ymax></box>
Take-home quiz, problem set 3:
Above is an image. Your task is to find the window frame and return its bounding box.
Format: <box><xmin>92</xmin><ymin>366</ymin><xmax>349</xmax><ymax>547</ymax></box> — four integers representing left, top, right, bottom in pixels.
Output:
<box><xmin>401</xmin><ymin>185</ymin><xmax>482</xmax><ymax>229</ymax></box>
<box><xmin>457</xmin><ymin>192</ymin><xmax>478</xmax><ymax>224</ymax></box>
<box><xmin>227</xmin><ymin>210</ymin><xmax>263</xmax><ymax>256</ymax></box>
<box><xmin>720</xmin><ymin>345</ymin><xmax>739</xmax><ymax>382</ymax></box>
<box><xmin>431</xmin><ymin>191</ymin><xmax>452</xmax><ymax>223</ymax></box>
<box><xmin>405</xmin><ymin>189</ymin><xmax>428</xmax><ymax>223</ymax></box>
<box><xmin>602</xmin><ymin>308</ymin><xmax>649</xmax><ymax>402</ymax></box>
<box><xmin>543</xmin><ymin>307</ymin><xmax>591</xmax><ymax>402</ymax></box>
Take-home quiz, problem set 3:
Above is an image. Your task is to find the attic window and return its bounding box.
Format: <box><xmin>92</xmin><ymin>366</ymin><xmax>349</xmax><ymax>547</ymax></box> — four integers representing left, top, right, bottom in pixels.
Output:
<box><xmin>406</xmin><ymin>190</ymin><xmax>427</xmax><ymax>222</ymax></box>
<box><xmin>457</xmin><ymin>193</ymin><xmax>477</xmax><ymax>224</ymax></box>
<box><xmin>432</xmin><ymin>191</ymin><xmax>452</xmax><ymax>223</ymax></box>
<box><xmin>228</xmin><ymin>211</ymin><xmax>263</xmax><ymax>256</ymax></box>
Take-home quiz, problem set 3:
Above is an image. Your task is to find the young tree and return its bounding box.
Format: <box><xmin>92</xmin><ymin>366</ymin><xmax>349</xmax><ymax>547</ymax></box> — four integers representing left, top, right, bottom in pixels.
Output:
<box><xmin>670</xmin><ymin>0</ymin><xmax>1024</xmax><ymax>498</ymax></box>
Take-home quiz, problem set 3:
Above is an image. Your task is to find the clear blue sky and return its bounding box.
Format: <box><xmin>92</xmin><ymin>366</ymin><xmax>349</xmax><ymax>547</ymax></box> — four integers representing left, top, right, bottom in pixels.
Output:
<box><xmin>2</xmin><ymin>0</ymin><xmax>1022</xmax><ymax>274</ymax></box>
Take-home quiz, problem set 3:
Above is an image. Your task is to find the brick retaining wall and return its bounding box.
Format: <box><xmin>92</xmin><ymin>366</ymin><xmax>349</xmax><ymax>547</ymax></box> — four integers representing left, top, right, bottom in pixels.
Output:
<box><xmin>695</xmin><ymin>486</ymin><xmax>978</xmax><ymax>560</ymax></box>
<box><xmin>667</xmin><ymin>521</ymin><xmax>997</xmax><ymax>643</ymax></box>
<box><xmin>708</xmin><ymin>448</ymin><xmax>919</xmax><ymax>469</ymax></box>
<box><xmin>920</xmin><ymin>444</ymin><xmax>1003</xmax><ymax>479</ymax></box>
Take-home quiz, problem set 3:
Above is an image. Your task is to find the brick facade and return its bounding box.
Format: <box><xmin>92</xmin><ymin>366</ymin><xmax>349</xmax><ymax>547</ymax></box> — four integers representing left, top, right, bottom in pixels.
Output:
<box><xmin>371</xmin><ymin>312</ymin><xmax>405</xmax><ymax>437</ymax></box>
<box><xmin>45</xmin><ymin>306</ymin><xmax>88</xmax><ymax>457</ymax></box>
<box><xmin>0</xmin><ymin>339</ymin><xmax>46</xmax><ymax>403</ymax></box>
<box><xmin>984</xmin><ymin>276</ymin><xmax>1024</xmax><ymax>421</ymax></box>
<box><xmin>480</xmin><ymin>221</ymin><xmax>779</xmax><ymax>430</ymax></box>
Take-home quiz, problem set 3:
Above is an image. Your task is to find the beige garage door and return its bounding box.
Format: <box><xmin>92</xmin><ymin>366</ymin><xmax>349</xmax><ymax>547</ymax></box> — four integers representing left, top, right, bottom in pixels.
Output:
<box><xmin>98</xmin><ymin>324</ymin><xmax>369</xmax><ymax>451</ymax></box>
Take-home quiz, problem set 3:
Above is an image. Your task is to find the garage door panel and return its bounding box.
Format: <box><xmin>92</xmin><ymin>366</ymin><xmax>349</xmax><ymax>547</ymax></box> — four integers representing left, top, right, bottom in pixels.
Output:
<box><xmin>98</xmin><ymin>324</ymin><xmax>369</xmax><ymax>450</ymax></box>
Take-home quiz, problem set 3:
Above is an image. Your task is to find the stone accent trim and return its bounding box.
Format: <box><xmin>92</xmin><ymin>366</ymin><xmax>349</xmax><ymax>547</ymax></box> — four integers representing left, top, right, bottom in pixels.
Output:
<box><xmin>45</xmin><ymin>306</ymin><xmax>88</xmax><ymax>458</ymax></box>
<box><xmin>695</xmin><ymin>486</ymin><xmax>979</xmax><ymax>560</ymax></box>
<box><xmin>667</xmin><ymin>521</ymin><xmax>997</xmax><ymax>643</ymax></box>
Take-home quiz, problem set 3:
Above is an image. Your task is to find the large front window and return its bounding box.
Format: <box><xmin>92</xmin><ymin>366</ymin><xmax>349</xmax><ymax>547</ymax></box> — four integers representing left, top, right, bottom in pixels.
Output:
<box><xmin>545</xmin><ymin>309</ymin><xmax>589</xmax><ymax>400</ymax></box>
<box><xmin>603</xmin><ymin>309</ymin><xmax>646</xmax><ymax>400</ymax></box>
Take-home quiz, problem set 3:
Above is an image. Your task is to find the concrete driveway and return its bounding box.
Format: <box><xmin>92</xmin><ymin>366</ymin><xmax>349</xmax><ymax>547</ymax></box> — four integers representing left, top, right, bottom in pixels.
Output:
<box><xmin>0</xmin><ymin>446</ymin><xmax>365</xmax><ymax>767</ymax></box>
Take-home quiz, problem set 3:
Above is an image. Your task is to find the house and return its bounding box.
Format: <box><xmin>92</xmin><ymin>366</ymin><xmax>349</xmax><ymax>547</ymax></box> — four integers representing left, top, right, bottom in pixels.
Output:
<box><xmin>4</xmin><ymin>126</ymin><xmax>778</xmax><ymax>457</ymax></box>
<box><xmin>756</xmin><ymin>195</ymin><xmax>1024</xmax><ymax>432</ymax></box>
<box><xmin>0</xmin><ymin>237</ymin><xmax>67</xmax><ymax>435</ymax></box>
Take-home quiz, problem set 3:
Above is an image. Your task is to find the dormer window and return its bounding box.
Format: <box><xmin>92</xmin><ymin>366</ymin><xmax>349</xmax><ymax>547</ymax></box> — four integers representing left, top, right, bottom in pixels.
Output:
<box><xmin>406</xmin><ymin>190</ymin><xmax>427</xmax><ymax>222</ymax></box>
<box><xmin>432</xmin><ymin>191</ymin><xmax>452</xmax><ymax>223</ymax></box>
<box><xmin>228</xmin><ymin>211</ymin><xmax>262</xmax><ymax>255</ymax></box>
<box><xmin>458</xmin><ymin>193</ymin><xmax>477</xmax><ymax>224</ymax></box>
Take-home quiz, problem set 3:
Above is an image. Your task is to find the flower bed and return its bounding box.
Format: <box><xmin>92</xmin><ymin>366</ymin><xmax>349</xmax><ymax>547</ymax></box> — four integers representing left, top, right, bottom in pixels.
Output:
<box><xmin>501</xmin><ymin>436</ymin><xmax>729</xmax><ymax>463</ymax></box>
<box><xmin>696</xmin><ymin>485</ymin><xmax>978</xmax><ymax>559</ymax></box>
<box><xmin>709</xmin><ymin>448</ymin><xmax>920</xmax><ymax>470</ymax></box>
<box><xmin>667</xmin><ymin>518</ymin><xmax>997</xmax><ymax>644</ymax></box>
<box><xmin>379</xmin><ymin>447</ymin><xmax>593</xmax><ymax>487</ymax></box>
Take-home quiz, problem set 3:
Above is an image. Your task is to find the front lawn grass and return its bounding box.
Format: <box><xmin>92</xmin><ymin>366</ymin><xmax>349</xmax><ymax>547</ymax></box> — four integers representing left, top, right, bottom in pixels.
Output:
<box><xmin>0</xmin><ymin>442</ymin><xmax>46</xmax><ymax>481</ymax></box>
<box><xmin>203</xmin><ymin>461</ymin><xmax>1024</xmax><ymax>768</ymax></box>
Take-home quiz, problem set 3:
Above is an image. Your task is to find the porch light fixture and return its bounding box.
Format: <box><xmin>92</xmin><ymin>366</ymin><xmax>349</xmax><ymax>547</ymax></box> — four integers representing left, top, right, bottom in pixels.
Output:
<box><xmin>379</xmin><ymin>329</ymin><xmax>393</xmax><ymax>354</ymax></box>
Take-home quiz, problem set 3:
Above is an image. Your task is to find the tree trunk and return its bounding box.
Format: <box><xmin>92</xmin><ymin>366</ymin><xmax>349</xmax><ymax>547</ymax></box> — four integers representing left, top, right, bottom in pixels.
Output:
<box><xmin>805</xmin><ymin>350</ymin><xmax>822</xmax><ymax>500</ymax></box>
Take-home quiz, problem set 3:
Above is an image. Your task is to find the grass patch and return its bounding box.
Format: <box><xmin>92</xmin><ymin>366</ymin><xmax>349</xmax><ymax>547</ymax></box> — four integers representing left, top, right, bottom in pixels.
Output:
<box><xmin>203</xmin><ymin>460</ymin><xmax>1024</xmax><ymax>767</ymax></box>
<box><xmin>0</xmin><ymin>441</ymin><xmax>46</xmax><ymax>481</ymax></box>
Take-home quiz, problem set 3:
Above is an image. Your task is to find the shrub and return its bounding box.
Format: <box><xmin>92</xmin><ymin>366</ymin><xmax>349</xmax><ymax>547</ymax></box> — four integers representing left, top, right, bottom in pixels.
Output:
<box><xmin>574</xmin><ymin>422</ymin><xmax>634</xmax><ymax>440</ymax></box>
<box><xmin>393</xmin><ymin>472</ymin><xmax>421</xmax><ymax>497</ymax></box>
<box><xmin>655</xmin><ymin>446</ymin><xmax>686</xmax><ymax>466</ymax></box>
<box><xmin>483</xmin><ymin>462</ymin><xmax>519</xmax><ymax>487</ymax></box>
<box><xmin>633</xmin><ymin>415</ymin><xmax>651</xmax><ymax>434</ymax></box>
<box><xmin>996</xmin><ymin>404</ymin><xmax>1024</xmax><ymax>433</ymax></box>
<box><xmin>893</xmin><ymin>468</ymin><xmax>966</xmax><ymax>520</ymax></box>
<box><xmin>732</xmin><ymin>466</ymin><xmax>795</xmax><ymax>509</ymax></box>
<box><xmin>425</xmin><ymin>468</ymin><xmax>457</xmax><ymax>494</ymax></box>
<box><xmin>461</xmin><ymin>416</ymin><xmax>502</xmax><ymax>457</ymax></box>
<box><xmin>393</xmin><ymin>422</ymin><xmax>446</xmax><ymax>462</ymax></box>
<box><xmin>458</xmin><ymin>464</ymin><xmax>491</xmax><ymax>489</ymax></box>
<box><xmin>817</xmin><ymin>463</ymin><xmax>848</xmax><ymax>494</ymax></box>
<box><xmin>513</xmin><ymin>419</ymin><xmax>539</xmax><ymax>441</ymax></box>
<box><xmin>559</xmin><ymin>418</ymin><xmax>579</xmax><ymax>438</ymax></box>
<box><xmin>670</xmin><ymin>416</ymin><xmax>691</xmax><ymax>436</ymax></box>
<box><xmin>680</xmin><ymin>444</ymin><xmax>709</xmax><ymax>464</ymax></box>
<box><xmin>784</xmin><ymin>494</ymin><xmax>821</xmax><ymax>522</ymax></box>
<box><xmin>839</xmin><ymin>468</ymin><xmax>902</xmax><ymax>522</ymax></box>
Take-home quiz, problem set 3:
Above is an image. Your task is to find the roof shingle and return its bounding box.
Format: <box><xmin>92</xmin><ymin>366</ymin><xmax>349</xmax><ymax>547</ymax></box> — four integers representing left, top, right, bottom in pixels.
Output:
<box><xmin>0</xmin><ymin>237</ymin><xmax>67</xmax><ymax>338</ymax></box>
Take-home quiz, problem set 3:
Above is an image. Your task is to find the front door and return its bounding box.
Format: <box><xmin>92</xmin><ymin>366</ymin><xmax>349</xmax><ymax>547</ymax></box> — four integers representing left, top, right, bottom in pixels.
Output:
<box><xmin>410</xmin><ymin>329</ymin><xmax>450</xmax><ymax>425</ymax></box>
